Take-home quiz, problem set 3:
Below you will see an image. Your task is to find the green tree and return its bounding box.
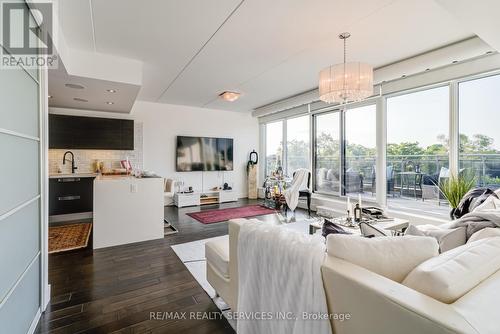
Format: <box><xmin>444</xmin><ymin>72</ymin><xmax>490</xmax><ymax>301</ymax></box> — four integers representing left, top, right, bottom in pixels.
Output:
<box><xmin>346</xmin><ymin>143</ymin><xmax>375</xmax><ymax>157</ymax></box>
<box><xmin>456</xmin><ymin>133</ymin><xmax>499</xmax><ymax>154</ymax></box>
<box><xmin>424</xmin><ymin>143</ymin><xmax>448</xmax><ymax>155</ymax></box>
<box><xmin>471</xmin><ymin>134</ymin><xmax>496</xmax><ymax>153</ymax></box>
<box><xmin>316</xmin><ymin>133</ymin><xmax>339</xmax><ymax>157</ymax></box>
<box><xmin>286</xmin><ymin>139</ymin><xmax>309</xmax><ymax>171</ymax></box>
<box><xmin>387</xmin><ymin>142</ymin><xmax>424</xmax><ymax>156</ymax></box>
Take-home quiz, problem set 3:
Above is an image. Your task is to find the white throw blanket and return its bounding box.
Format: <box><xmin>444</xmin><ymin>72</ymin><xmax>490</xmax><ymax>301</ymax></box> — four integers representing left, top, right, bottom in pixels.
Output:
<box><xmin>284</xmin><ymin>168</ymin><xmax>309</xmax><ymax>211</ymax></box>
<box><xmin>237</xmin><ymin>221</ymin><xmax>332</xmax><ymax>334</ymax></box>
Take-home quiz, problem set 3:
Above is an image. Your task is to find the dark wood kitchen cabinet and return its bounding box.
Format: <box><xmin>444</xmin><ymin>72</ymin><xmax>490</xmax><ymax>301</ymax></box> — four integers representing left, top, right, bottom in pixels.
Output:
<box><xmin>49</xmin><ymin>114</ymin><xmax>134</xmax><ymax>150</ymax></box>
<box><xmin>49</xmin><ymin>177</ymin><xmax>94</xmax><ymax>215</ymax></box>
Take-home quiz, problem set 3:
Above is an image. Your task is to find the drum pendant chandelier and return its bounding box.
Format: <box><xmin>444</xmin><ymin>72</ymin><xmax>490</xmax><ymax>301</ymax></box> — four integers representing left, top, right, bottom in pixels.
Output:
<box><xmin>319</xmin><ymin>32</ymin><xmax>373</xmax><ymax>104</ymax></box>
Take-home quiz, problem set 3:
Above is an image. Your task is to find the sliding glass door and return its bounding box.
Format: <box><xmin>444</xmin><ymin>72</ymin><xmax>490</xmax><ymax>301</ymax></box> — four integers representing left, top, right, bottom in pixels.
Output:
<box><xmin>0</xmin><ymin>2</ymin><xmax>43</xmax><ymax>331</ymax></box>
<box><xmin>313</xmin><ymin>105</ymin><xmax>376</xmax><ymax>198</ymax></box>
<box><xmin>459</xmin><ymin>74</ymin><xmax>500</xmax><ymax>190</ymax></box>
<box><xmin>344</xmin><ymin>105</ymin><xmax>377</xmax><ymax>198</ymax></box>
<box><xmin>386</xmin><ymin>86</ymin><xmax>449</xmax><ymax>212</ymax></box>
<box><xmin>265</xmin><ymin>121</ymin><xmax>283</xmax><ymax>176</ymax></box>
<box><xmin>314</xmin><ymin>112</ymin><xmax>340</xmax><ymax>194</ymax></box>
<box><xmin>286</xmin><ymin>115</ymin><xmax>310</xmax><ymax>175</ymax></box>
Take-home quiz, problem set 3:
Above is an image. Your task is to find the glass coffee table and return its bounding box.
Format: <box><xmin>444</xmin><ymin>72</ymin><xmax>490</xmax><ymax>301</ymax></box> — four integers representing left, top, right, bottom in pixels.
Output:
<box><xmin>283</xmin><ymin>216</ymin><xmax>409</xmax><ymax>236</ymax></box>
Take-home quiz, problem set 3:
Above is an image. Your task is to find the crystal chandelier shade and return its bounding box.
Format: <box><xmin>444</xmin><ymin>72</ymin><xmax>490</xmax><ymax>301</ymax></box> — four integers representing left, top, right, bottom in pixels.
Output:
<box><xmin>319</xmin><ymin>33</ymin><xmax>373</xmax><ymax>104</ymax></box>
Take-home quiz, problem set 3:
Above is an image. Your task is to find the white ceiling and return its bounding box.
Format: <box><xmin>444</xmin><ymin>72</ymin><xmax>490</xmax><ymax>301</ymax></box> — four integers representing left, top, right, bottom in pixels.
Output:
<box><xmin>53</xmin><ymin>0</ymin><xmax>476</xmax><ymax>112</ymax></box>
<box><xmin>48</xmin><ymin>61</ymin><xmax>141</xmax><ymax>113</ymax></box>
<box><xmin>436</xmin><ymin>0</ymin><xmax>500</xmax><ymax>52</ymax></box>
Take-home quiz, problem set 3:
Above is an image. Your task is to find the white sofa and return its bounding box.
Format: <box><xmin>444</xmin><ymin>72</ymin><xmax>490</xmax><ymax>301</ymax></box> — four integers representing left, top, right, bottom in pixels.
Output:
<box><xmin>205</xmin><ymin>218</ymin><xmax>251</xmax><ymax>310</ymax></box>
<box><xmin>206</xmin><ymin>219</ymin><xmax>500</xmax><ymax>333</ymax></box>
<box><xmin>322</xmin><ymin>235</ymin><xmax>500</xmax><ymax>334</ymax></box>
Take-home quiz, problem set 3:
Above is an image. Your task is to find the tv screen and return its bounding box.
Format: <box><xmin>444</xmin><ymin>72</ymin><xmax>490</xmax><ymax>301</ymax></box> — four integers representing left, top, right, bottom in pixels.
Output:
<box><xmin>176</xmin><ymin>136</ymin><xmax>233</xmax><ymax>172</ymax></box>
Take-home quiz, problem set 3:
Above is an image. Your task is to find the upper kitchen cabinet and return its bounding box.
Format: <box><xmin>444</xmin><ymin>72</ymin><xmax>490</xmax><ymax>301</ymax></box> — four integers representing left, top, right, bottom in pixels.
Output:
<box><xmin>49</xmin><ymin>114</ymin><xmax>134</xmax><ymax>150</ymax></box>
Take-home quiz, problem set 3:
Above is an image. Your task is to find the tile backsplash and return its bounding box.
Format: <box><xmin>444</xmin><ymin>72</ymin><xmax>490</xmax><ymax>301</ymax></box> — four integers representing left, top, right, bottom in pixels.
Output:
<box><xmin>49</xmin><ymin>122</ymin><xmax>143</xmax><ymax>174</ymax></box>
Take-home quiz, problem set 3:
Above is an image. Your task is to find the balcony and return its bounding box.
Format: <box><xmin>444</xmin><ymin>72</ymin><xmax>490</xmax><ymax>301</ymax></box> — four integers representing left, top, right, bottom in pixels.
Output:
<box><xmin>266</xmin><ymin>153</ymin><xmax>500</xmax><ymax>218</ymax></box>
<box><xmin>314</xmin><ymin>153</ymin><xmax>500</xmax><ymax>218</ymax></box>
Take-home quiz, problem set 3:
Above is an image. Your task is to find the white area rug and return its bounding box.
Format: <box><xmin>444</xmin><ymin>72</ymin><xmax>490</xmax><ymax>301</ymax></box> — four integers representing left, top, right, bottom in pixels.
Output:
<box><xmin>171</xmin><ymin>236</ymin><xmax>236</xmax><ymax>328</ymax></box>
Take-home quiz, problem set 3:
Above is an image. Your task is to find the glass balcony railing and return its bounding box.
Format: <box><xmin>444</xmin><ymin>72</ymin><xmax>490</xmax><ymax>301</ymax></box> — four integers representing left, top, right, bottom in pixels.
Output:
<box><xmin>313</xmin><ymin>153</ymin><xmax>500</xmax><ymax>194</ymax></box>
<box><xmin>268</xmin><ymin>153</ymin><xmax>500</xmax><ymax>195</ymax></box>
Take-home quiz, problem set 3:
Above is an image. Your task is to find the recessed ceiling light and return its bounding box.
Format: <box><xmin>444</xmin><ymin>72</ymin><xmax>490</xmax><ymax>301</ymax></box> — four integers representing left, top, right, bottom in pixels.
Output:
<box><xmin>65</xmin><ymin>83</ymin><xmax>85</xmax><ymax>89</ymax></box>
<box><xmin>106</xmin><ymin>89</ymin><xmax>117</xmax><ymax>93</ymax></box>
<box><xmin>105</xmin><ymin>101</ymin><xmax>114</xmax><ymax>105</ymax></box>
<box><xmin>73</xmin><ymin>98</ymin><xmax>88</xmax><ymax>102</ymax></box>
<box><xmin>219</xmin><ymin>91</ymin><xmax>241</xmax><ymax>102</ymax></box>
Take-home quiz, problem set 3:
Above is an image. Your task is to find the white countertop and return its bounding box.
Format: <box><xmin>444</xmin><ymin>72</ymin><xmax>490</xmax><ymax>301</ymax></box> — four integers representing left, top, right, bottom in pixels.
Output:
<box><xmin>94</xmin><ymin>175</ymin><xmax>162</xmax><ymax>181</ymax></box>
<box><xmin>49</xmin><ymin>173</ymin><xmax>98</xmax><ymax>179</ymax></box>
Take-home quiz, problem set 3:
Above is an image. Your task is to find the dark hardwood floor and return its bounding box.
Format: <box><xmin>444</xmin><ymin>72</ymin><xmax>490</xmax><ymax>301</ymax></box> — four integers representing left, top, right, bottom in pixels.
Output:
<box><xmin>36</xmin><ymin>199</ymin><xmax>312</xmax><ymax>334</ymax></box>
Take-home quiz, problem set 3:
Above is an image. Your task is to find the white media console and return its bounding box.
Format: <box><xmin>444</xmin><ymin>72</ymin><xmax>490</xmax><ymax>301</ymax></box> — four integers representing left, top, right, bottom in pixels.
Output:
<box><xmin>174</xmin><ymin>189</ymin><xmax>238</xmax><ymax>207</ymax></box>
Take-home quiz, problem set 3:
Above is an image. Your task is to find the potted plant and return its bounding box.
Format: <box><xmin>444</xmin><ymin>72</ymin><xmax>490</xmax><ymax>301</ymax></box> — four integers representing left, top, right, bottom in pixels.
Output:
<box><xmin>437</xmin><ymin>171</ymin><xmax>476</xmax><ymax>220</ymax></box>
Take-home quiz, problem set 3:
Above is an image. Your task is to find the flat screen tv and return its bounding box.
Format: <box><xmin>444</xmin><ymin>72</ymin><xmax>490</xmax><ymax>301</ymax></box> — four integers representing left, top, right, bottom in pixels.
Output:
<box><xmin>176</xmin><ymin>136</ymin><xmax>234</xmax><ymax>172</ymax></box>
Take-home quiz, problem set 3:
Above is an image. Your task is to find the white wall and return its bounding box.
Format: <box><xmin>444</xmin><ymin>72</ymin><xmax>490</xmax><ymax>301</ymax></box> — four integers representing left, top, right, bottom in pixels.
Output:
<box><xmin>50</xmin><ymin>101</ymin><xmax>259</xmax><ymax>198</ymax></box>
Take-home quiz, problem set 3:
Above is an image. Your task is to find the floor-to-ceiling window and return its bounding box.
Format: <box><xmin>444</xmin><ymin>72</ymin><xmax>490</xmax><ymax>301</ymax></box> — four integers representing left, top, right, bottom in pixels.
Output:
<box><xmin>344</xmin><ymin>105</ymin><xmax>377</xmax><ymax>198</ymax></box>
<box><xmin>261</xmin><ymin>68</ymin><xmax>500</xmax><ymax>219</ymax></box>
<box><xmin>315</xmin><ymin>112</ymin><xmax>340</xmax><ymax>194</ymax></box>
<box><xmin>265</xmin><ymin>121</ymin><xmax>283</xmax><ymax>176</ymax></box>
<box><xmin>459</xmin><ymin>74</ymin><xmax>500</xmax><ymax>190</ymax></box>
<box><xmin>386</xmin><ymin>86</ymin><xmax>450</xmax><ymax>214</ymax></box>
<box><xmin>286</xmin><ymin>115</ymin><xmax>310</xmax><ymax>175</ymax></box>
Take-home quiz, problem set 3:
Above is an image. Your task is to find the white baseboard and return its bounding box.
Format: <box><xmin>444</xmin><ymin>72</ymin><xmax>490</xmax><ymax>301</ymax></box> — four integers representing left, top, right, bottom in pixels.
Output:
<box><xmin>49</xmin><ymin>212</ymin><xmax>92</xmax><ymax>223</ymax></box>
<box><xmin>27</xmin><ymin>308</ymin><xmax>41</xmax><ymax>334</ymax></box>
<box><xmin>42</xmin><ymin>284</ymin><xmax>51</xmax><ymax>311</ymax></box>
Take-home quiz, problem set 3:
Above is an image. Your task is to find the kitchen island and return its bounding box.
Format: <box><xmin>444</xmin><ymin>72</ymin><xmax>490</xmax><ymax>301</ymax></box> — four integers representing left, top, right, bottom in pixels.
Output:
<box><xmin>93</xmin><ymin>175</ymin><xmax>164</xmax><ymax>249</ymax></box>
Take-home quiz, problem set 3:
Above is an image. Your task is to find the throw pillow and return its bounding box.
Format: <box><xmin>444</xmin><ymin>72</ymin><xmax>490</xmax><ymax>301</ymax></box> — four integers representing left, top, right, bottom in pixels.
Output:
<box><xmin>468</xmin><ymin>227</ymin><xmax>500</xmax><ymax>243</ymax></box>
<box><xmin>403</xmin><ymin>237</ymin><xmax>500</xmax><ymax>303</ymax></box>
<box><xmin>321</xmin><ymin>219</ymin><xmax>352</xmax><ymax>238</ymax></box>
<box><xmin>405</xmin><ymin>224</ymin><xmax>466</xmax><ymax>253</ymax></box>
<box><xmin>326</xmin><ymin>234</ymin><xmax>439</xmax><ymax>282</ymax></box>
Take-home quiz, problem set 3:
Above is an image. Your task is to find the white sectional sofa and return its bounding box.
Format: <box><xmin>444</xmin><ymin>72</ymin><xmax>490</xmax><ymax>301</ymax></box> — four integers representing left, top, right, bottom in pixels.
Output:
<box><xmin>206</xmin><ymin>218</ymin><xmax>500</xmax><ymax>333</ymax></box>
<box><xmin>322</xmin><ymin>235</ymin><xmax>500</xmax><ymax>334</ymax></box>
<box><xmin>205</xmin><ymin>218</ymin><xmax>250</xmax><ymax>311</ymax></box>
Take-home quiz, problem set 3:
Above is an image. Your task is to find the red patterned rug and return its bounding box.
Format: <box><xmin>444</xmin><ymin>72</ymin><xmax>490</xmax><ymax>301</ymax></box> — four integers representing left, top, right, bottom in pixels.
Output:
<box><xmin>187</xmin><ymin>205</ymin><xmax>276</xmax><ymax>224</ymax></box>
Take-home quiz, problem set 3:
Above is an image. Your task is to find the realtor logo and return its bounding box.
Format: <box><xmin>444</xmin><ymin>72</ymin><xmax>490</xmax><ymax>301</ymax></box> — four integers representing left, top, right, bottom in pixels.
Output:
<box><xmin>1</xmin><ymin>2</ymin><xmax>58</xmax><ymax>69</ymax></box>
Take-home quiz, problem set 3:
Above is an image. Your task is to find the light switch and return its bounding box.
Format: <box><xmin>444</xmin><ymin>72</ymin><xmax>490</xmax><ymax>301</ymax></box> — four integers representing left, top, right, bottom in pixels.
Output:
<box><xmin>130</xmin><ymin>183</ymin><xmax>138</xmax><ymax>193</ymax></box>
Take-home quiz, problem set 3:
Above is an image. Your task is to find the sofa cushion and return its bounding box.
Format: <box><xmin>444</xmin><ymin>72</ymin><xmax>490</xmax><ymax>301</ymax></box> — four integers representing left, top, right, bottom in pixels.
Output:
<box><xmin>402</xmin><ymin>237</ymin><xmax>500</xmax><ymax>303</ymax></box>
<box><xmin>452</xmin><ymin>270</ymin><xmax>500</xmax><ymax>334</ymax></box>
<box><xmin>326</xmin><ymin>234</ymin><xmax>439</xmax><ymax>282</ymax></box>
<box><xmin>405</xmin><ymin>224</ymin><xmax>466</xmax><ymax>253</ymax></box>
<box><xmin>205</xmin><ymin>235</ymin><xmax>230</xmax><ymax>279</ymax></box>
<box><xmin>468</xmin><ymin>227</ymin><xmax>500</xmax><ymax>243</ymax></box>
